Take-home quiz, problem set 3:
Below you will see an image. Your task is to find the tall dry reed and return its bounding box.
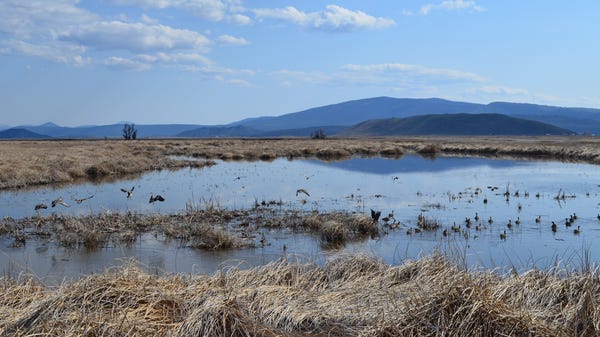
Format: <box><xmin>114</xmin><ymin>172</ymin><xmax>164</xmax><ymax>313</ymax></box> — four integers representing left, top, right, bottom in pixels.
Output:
<box><xmin>2</xmin><ymin>254</ymin><xmax>600</xmax><ymax>336</ymax></box>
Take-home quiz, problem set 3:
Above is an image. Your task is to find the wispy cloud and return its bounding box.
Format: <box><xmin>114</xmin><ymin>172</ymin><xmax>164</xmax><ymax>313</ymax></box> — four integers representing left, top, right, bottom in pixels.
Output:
<box><xmin>108</xmin><ymin>0</ymin><xmax>227</xmax><ymax>21</ymax></box>
<box><xmin>475</xmin><ymin>85</ymin><xmax>529</xmax><ymax>95</ymax></box>
<box><xmin>341</xmin><ymin>63</ymin><xmax>486</xmax><ymax>82</ymax></box>
<box><xmin>60</xmin><ymin>21</ymin><xmax>210</xmax><ymax>53</ymax></box>
<box><xmin>271</xmin><ymin>63</ymin><xmax>485</xmax><ymax>93</ymax></box>
<box><xmin>420</xmin><ymin>0</ymin><xmax>484</xmax><ymax>15</ymax></box>
<box><xmin>253</xmin><ymin>5</ymin><xmax>395</xmax><ymax>32</ymax></box>
<box><xmin>217</xmin><ymin>34</ymin><xmax>250</xmax><ymax>46</ymax></box>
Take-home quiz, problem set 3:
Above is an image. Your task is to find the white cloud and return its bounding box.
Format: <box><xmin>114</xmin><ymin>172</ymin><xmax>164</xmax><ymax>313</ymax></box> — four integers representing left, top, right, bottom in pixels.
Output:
<box><xmin>217</xmin><ymin>34</ymin><xmax>249</xmax><ymax>45</ymax></box>
<box><xmin>60</xmin><ymin>21</ymin><xmax>210</xmax><ymax>53</ymax></box>
<box><xmin>229</xmin><ymin>13</ymin><xmax>252</xmax><ymax>25</ymax></box>
<box><xmin>476</xmin><ymin>85</ymin><xmax>529</xmax><ymax>95</ymax></box>
<box><xmin>108</xmin><ymin>0</ymin><xmax>229</xmax><ymax>21</ymax></box>
<box><xmin>104</xmin><ymin>56</ymin><xmax>151</xmax><ymax>71</ymax></box>
<box><xmin>341</xmin><ymin>63</ymin><xmax>486</xmax><ymax>82</ymax></box>
<box><xmin>253</xmin><ymin>5</ymin><xmax>395</xmax><ymax>32</ymax></box>
<box><xmin>420</xmin><ymin>0</ymin><xmax>484</xmax><ymax>15</ymax></box>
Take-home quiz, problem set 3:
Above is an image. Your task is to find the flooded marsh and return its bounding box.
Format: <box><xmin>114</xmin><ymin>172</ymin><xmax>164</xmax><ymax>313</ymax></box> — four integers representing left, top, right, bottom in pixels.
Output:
<box><xmin>4</xmin><ymin>139</ymin><xmax>600</xmax><ymax>335</ymax></box>
<box><xmin>3</xmin><ymin>152</ymin><xmax>600</xmax><ymax>280</ymax></box>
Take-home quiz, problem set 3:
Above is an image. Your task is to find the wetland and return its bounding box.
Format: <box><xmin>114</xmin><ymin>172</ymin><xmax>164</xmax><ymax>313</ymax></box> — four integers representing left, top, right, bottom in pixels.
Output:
<box><xmin>3</xmin><ymin>137</ymin><xmax>600</xmax><ymax>336</ymax></box>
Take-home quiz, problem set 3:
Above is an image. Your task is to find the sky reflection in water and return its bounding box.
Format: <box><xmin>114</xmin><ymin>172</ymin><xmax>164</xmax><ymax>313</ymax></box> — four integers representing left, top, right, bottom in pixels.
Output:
<box><xmin>2</xmin><ymin>155</ymin><xmax>600</xmax><ymax>282</ymax></box>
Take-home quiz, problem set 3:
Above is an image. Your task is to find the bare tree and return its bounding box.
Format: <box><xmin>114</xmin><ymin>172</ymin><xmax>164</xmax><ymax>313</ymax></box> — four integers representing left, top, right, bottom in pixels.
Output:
<box><xmin>311</xmin><ymin>128</ymin><xmax>326</xmax><ymax>139</ymax></box>
<box><xmin>122</xmin><ymin>123</ymin><xmax>137</xmax><ymax>140</ymax></box>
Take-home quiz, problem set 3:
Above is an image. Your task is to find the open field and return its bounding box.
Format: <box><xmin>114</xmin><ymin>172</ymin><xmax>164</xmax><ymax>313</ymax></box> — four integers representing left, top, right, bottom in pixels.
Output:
<box><xmin>3</xmin><ymin>136</ymin><xmax>600</xmax><ymax>190</ymax></box>
<box><xmin>2</xmin><ymin>253</ymin><xmax>599</xmax><ymax>336</ymax></box>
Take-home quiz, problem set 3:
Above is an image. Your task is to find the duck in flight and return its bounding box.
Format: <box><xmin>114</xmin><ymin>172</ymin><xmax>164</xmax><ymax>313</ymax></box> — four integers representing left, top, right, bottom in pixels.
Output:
<box><xmin>73</xmin><ymin>195</ymin><xmax>94</xmax><ymax>204</ymax></box>
<box><xmin>120</xmin><ymin>186</ymin><xmax>135</xmax><ymax>199</ymax></box>
<box><xmin>296</xmin><ymin>188</ymin><xmax>310</xmax><ymax>197</ymax></box>
<box><xmin>149</xmin><ymin>194</ymin><xmax>165</xmax><ymax>203</ymax></box>
<box><xmin>51</xmin><ymin>197</ymin><xmax>70</xmax><ymax>208</ymax></box>
<box><xmin>34</xmin><ymin>203</ymin><xmax>48</xmax><ymax>211</ymax></box>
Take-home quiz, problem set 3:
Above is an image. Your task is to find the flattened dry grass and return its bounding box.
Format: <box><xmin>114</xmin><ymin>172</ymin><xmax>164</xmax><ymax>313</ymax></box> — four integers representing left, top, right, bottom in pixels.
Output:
<box><xmin>2</xmin><ymin>254</ymin><xmax>600</xmax><ymax>336</ymax></box>
<box><xmin>5</xmin><ymin>136</ymin><xmax>600</xmax><ymax>190</ymax></box>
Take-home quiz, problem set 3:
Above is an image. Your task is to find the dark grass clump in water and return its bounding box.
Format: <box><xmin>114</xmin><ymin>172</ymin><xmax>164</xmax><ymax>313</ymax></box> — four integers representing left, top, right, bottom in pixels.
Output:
<box><xmin>0</xmin><ymin>207</ymin><xmax>378</xmax><ymax>251</ymax></box>
<box><xmin>3</xmin><ymin>254</ymin><xmax>600</xmax><ymax>336</ymax></box>
<box><xmin>417</xmin><ymin>213</ymin><xmax>441</xmax><ymax>231</ymax></box>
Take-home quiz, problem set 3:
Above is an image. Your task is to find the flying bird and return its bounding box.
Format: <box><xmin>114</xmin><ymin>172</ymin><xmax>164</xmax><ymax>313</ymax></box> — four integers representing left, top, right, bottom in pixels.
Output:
<box><xmin>120</xmin><ymin>186</ymin><xmax>135</xmax><ymax>199</ymax></box>
<box><xmin>51</xmin><ymin>197</ymin><xmax>70</xmax><ymax>208</ymax></box>
<box><xmin>149</xmin><ymin>194</ymin><xmax>165</xmax><ymax>203</ymax></box>
<box><xmin>296</xmin><ymin>188</ymin><xmax>310</xmax><ymax>197</ymax></box>
<box><xmin>73</xmin><ymin>195</ymin><xmax>94</xmax><ymax>204</ymax></box>
<box><xmin>370</xmin><ymin>209</ymin><xmax>381</xmax><ymax>222</ymax></box>
<box><xmin>34</xmin><ymin>203</ymin><xmax>48</xmax><ymax>211</ymax></box>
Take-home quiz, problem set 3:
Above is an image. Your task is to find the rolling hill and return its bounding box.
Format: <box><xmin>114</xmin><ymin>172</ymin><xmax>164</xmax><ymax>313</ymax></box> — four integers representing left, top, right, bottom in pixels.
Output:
<box><xmin>339</xmin><ymin>113</ymin><xmax>576</xmax><ymax>136</ymax></box>
<box><xmin>231</xmin><ymin>97</ymin><xmax>600</xmax><ymax>134</ymax></box>
<box><xmin>0</xmin><ymin>128</ymin><xmax>52</xmax><ymax>139</ymax></box>
<box><xmin>4</xmin><ymin>97</ymin><xmax>599</xmax><ymax>138</ymax></box>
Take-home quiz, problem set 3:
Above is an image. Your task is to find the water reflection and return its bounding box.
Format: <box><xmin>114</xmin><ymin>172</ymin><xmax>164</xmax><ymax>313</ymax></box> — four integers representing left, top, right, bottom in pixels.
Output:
<box><xmin>2</xmin><ymin>154</ymin><xmax>600</xmax><ymax>283</ymax></box>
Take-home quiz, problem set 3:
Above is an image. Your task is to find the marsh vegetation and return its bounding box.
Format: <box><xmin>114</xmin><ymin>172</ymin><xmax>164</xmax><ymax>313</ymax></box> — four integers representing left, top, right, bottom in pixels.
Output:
<box><xmin>3</xmin><ymin>137</ymin><xmax>600</xmax><ymax>336</ymax></box>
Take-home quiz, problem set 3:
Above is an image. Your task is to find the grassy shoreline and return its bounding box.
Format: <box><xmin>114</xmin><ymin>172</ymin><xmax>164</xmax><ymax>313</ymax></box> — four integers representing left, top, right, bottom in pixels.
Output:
<box><xmin>2</xmin><ymin>253</ymin><xmax>599</xmax><ymax>336</ymax></box>
<box><xmin>3</xmin><ymin>136</ymin><xmax>600</xmax><ymax>190</ymax></box>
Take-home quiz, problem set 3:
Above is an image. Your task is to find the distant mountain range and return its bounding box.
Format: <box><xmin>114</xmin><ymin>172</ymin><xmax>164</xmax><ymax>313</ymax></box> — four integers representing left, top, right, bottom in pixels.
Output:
<box><xmin>0</xmin><ymin>128</ymin><xmax>52</xmax><ymax>139</ymax></box>
<box><xmin>2</xmin><ymin>97</ymin><xmax>599</xmax><ymax>138</ymax></box>
<box><xmin>339</xmin><ymin>113</ymin><xmax>575</xmax><ymax>137</ymax></box>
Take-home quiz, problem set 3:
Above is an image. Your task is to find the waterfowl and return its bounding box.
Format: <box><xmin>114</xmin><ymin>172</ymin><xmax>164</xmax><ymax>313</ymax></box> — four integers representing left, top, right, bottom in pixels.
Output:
<box><xmin>34</xmin><ymin>203</ymin><xmax>48</xmax><ymax>211</ymax></box>
<box><xmin>474</xmin><ymin>213</ymin><xmax>479</xmax><ymax>221</ymax></box>
<box><xmin>51</xmin><ymin>197</ymin><xmax>69</xmax><ymax>208</ymax></box>
<box><xmin>551</xmin><ymin>221</ymin><xmax>557</xmax><ymax>233</ymax></box>
<box><xmin>296</xmin><ymin>188</ymin><xmax>310</xmax><ymax>197</ymax></box>
<box><xmin>73</xmin><ymin>195</ymin><xmax>94</xmax><ymax>204</ymax></box>
<box><xmin>535</xmin><ymin>215</ymin><xmax>541</xmax><ymax>223</ymax></box>
<box><xmin>573</xmin><ymin>226</ymin><xmax>581</xmax><ymax>235</ymax></box>
<box><xmin>507</xmin><ymin>219</ymin><xmax>512</xmax><ymax>229</ymax></box>
<box><xmin>475</xmin><ymin>224</ymin><xmax>482</xmax><ymax>231</ymax></box>
<box><xmin>442</xmin><ymin>228</ymin><xmax>450</xmax><ymax>237</ymax></box>
<box><xmin>597</xmin><ymin>213</ymin><xmax>600</xmax><ymax>221</ymax></box>
<box><xmin>565</xmin><ymin>218</ymin><xmax>572</xmax><ymax>227</ymax></box>
<box><xmin>370</xmin><ymin>209</ymin><xmax>381</xmax><ymax>222</ymax></box>
<box><xmin>260</xmin><ymin>233</ymin><xmax>267</xmax><ymax>246</ymax></box>
<box><xmin>515</xmin><ymin>217</ymin><xmax>521</xmax><ymax>225</ymax></box>
<box><xmin>483</xmin><ymin>197</ymin><xmax>488</xmax><ymax>204</ymax></box>
<box><xmin>149</xmin><ymin>194</ymin><xmax>165</xmax><ymax>203</ymax></box>
<box><xmin>488</xmin><ymin>216</ymin><xmax>493</xmax><ymax>224</ymax></box>
<box><xmin>500</xmin><ymin>230</ymin><xmax>507</xmax><ymax>240</ymax></box>
<box><xmin>120</xmin><ymin>186</ymin><xmax>135</xmax><ymax>199</ymax></box>
<box><xmin>406</xmin><ymin>228</ymin><xmax>414</xmax><ymax>235</ymax></box>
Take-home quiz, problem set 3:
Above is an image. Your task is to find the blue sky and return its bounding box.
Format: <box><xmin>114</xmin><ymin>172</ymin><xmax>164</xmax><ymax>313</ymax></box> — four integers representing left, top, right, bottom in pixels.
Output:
<box><xmin>1</xmin><ymin>1</ymin><xmax>599</xmax><ymax>126</ymax></box>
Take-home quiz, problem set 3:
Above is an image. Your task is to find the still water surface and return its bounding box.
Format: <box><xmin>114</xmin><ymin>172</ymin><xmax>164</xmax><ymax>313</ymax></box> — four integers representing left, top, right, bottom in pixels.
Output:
<box><xmin>2</xmin><ymin>155</ymin><xmax>600</xmax><ymax>283</ymax></box>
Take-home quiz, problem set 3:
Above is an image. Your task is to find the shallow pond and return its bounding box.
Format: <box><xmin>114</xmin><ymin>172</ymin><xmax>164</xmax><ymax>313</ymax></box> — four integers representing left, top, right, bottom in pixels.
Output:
<box><xmin>2</xmin><ymin>154</ymin><xmax>600</xmax><ymax>283</ymax></box>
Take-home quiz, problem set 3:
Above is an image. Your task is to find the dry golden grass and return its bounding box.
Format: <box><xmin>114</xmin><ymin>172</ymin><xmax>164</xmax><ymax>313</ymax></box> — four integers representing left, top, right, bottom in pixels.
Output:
<box><xmin>2</xmin><ymin>254</ymin><xmax>600</xmax><ymax>336</ymax></box>
<box><xmin>4</xmin><ymin>136</ymin><xmax>600</xmax><ymax>190</ymax></box>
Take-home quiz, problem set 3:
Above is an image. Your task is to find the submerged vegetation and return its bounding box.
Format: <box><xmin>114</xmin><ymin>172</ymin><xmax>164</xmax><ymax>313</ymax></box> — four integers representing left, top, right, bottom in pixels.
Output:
<box><xmin>3</xmin><ymin>136</ymin><xmax>600</xmax><ymax>189</ymax></box>
<box><xmin>2</xmin><ymin>254</ymin><xmax>600</xmax><ymax>336</ymax></box>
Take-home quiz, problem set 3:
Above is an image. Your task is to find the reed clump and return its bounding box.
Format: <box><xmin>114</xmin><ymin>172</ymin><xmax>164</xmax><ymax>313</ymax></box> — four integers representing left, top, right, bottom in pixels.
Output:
<box><xmin>3</xmin><ymin>254</ymin><xmax>600</xmax><ymax>336</ymax></box>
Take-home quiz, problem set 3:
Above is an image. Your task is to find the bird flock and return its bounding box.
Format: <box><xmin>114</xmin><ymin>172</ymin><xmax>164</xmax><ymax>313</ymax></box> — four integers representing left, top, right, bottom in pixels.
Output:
<box><xmin>33</xmin><ymin>186</ymin><xmax>165</xmax><ymax>212</ymax></box>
